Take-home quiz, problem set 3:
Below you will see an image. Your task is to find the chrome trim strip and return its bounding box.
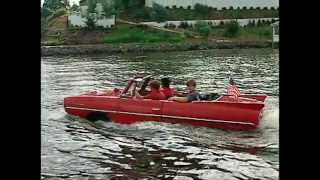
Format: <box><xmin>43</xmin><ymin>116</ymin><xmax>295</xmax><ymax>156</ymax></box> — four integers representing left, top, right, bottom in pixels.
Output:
<box><xmin>65</xmin><ymin>106</ymin><xmax>118</xmax><ymax>113</ymax></box>
<box><xmin>65</xmin><ymin>106</ymin><xmax>255</xmax><ymax>126</ymax></box>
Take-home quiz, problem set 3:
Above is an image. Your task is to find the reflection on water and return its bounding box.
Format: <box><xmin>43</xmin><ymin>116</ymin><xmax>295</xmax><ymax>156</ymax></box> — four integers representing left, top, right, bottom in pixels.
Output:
<box><xmin>41</xmin><ymin>49</ymin><xmax>279</xmax><ymax>179</ymax></box>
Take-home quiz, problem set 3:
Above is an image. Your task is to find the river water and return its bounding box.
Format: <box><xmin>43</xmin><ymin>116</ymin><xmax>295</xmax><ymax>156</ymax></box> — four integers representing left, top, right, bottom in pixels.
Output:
<box><xmin>41</xmin><ymin>48</ymin><xmax>279</xmax><ymax>180</ymax></box>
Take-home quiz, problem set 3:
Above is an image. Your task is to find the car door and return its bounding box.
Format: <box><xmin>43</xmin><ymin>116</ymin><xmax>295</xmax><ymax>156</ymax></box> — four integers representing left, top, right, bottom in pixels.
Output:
<box><xmin>161</xmin><ymin>100</ymin><xmax>193</xmax><ymax>125</ymax></box>
<box><xmin>113</xmin><ymin>97</ymin><xmax>162</xmax><ymax>124</ymax></box>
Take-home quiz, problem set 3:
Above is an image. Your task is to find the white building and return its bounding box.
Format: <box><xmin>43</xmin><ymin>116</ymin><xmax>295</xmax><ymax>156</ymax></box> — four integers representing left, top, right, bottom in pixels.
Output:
<box><xmin>145</xmin><ymin>0</ymin><xmax>279</xmax><ymax>10</ymax></box>
<box><xmin>271</xmin><ymin>21</ymin><xmax>279</xmax><ymax>43</ymax></box>
<box><xmin>142</xmin><ymin>18</ymin><xmax>279</xmax><ymax>28</ymax></box>
<box><xmin>68</xmin><ymin>0</ymin><xmax>115</xmax><ymax>28</ymax></box>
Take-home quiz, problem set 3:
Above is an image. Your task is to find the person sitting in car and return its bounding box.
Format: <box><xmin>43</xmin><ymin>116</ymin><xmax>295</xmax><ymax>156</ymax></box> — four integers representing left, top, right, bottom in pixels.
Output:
<box><xmin>160</xmin><ymin>77</ymin><xmax>175</xmax><ymax>99</ymax></box>
<box><xmin>135</xmin><ymin>80</ymin><xmax>166</xmax><ymax>100</ymax></box>
<box><xmin>168</xmin><ymin>79</ymin><xmax>200</xmax><ymax>102</ymax></box>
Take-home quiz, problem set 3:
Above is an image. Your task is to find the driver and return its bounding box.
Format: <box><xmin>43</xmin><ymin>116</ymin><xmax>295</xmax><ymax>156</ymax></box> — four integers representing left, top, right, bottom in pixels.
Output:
<box><xmin>135</xmin><ymin>80</ymin><xmax>166</xmax><ymax>100</ymax></box>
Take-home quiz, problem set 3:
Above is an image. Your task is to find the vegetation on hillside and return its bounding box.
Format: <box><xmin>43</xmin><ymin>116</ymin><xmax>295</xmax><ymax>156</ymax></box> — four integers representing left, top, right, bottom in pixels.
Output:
<box><xmin>41</xmin><ymin>0</ymin><xmax>70</xmax><ymax>18</ymax></box>
<box><xmin>103</xmin><ymin>25</ymin><xmax>184</xmax><ymax>43</ymax></box>
<box><xmin>121</xmin><ymin>3</ymin><xmax>278</xmax><ymax>22</ymax></box>
<box><xmin>41</xmin><ymin>1</ymin><xmax>277</xmax><ymax>45</ymax></box>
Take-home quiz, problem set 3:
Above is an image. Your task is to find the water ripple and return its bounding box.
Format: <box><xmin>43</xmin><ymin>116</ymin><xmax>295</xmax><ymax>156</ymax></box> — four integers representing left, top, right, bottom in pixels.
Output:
<box><xmin>42</xmin><ymin>49</ymin><xmax>279</xmax><ymax>179</ymax></box>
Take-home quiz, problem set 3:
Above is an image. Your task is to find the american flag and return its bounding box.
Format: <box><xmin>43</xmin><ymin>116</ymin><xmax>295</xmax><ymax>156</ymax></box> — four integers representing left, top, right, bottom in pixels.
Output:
<box><xmin>227</xmin><ymin>84</ymin><xmax>241</xmax><ymax>100</ymax></box>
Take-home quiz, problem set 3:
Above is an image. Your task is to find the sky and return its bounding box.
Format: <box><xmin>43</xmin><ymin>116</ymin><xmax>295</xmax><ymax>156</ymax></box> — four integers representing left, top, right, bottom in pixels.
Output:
<box><xmin>41</xmin><ymin>0</ymin><xmax>80</xmax><ymax>6</ymax></box>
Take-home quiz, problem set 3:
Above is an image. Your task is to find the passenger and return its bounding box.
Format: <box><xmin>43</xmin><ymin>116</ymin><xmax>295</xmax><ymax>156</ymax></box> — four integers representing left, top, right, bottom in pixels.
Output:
<box><xmin>160</xmin><ymin>77</ymin><xmax>175</xmax><ymax>99</ymax></box>
<box><xmin>168</xmin><ymin>79</ymin><xmax>200</xmax><ymax>102</ymax></box>
<box><xmin>135</xmin><ymin>80</ymin><xmax>166</xmax><ymax>100</ymax></box>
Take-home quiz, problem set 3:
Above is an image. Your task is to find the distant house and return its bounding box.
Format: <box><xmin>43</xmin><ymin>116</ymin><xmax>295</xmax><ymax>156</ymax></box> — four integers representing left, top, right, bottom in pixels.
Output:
<box><xmin>145</xmin><ymin>0</ymin><xmax>279</xmax><ymax>10</ymax></box>
<box><xmin>271</xmin><ymin>21</ymin><xmax>279</xmax><ymax>43</ymax></box>
<box><xmin>68</xmin><ymin>0</ymin><xmax>115</xmax><ymax>28</ymax></box>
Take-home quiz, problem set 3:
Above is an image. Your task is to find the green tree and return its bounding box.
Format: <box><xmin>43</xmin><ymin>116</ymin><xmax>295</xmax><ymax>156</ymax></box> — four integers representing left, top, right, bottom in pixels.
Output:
<box><xmin>41</xmin><ymin>7</ymin><xmax>52</xmax><ymax>18</ymax></box>
<box><xmin>85</xmin><ymin>0</ymin><xmax>97</xmax><ymax>30</ymax></box>
<box><xmin>87</xmin><ymin>0</ymin><xmax>97</xmax><ymax>13</ymax></box>
<box><xmin>43</xmin><ymin>0</ymin><xmax>67</xmax><ymax>11</ymax></box>
<box><xmin>121</xmin><ymin>0</ymin><xmax>129</xmax><ymax>10</ymax></box>
<box><xmin>120</xmin><ymin>0</ymin><xmax>144</xmax><ymax>10</ymax></box>
<box><xmin>224</xmin><ymin>20</ymin><xmax>240</xmax><ymax>37</ymax></box>
<box><xmin>42</xmin><ymin>0</ymin><xmax>69</xmax><ymax>18</ymax></box>
<box><xmin>102</xmin><ymin>1</ymin><xmax>116</xmax><ymax>18</ymax></box>
<box><xmin>150</xmin><ymin>3</ymin><xmax>169</xmax><ymax>22</ymax></box>
<box><xmin>194</xmin><ymin>3</ymin><xmax>210</xmax><ymax>18</ymax></box>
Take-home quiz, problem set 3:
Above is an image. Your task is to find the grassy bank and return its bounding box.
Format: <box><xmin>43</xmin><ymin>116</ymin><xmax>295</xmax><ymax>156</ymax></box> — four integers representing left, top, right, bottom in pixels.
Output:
<box><xmin>41</xmin><ymin>13</ymin><xmax>273</xmax><ymax>46</ymax></box>
<box><xmin>207</xmin><ymin>25</ymin><xmax>272</xmax><ymax>41</ymax></box>
<box><xmin>103</xmin><ymin>25</ymin><xmax>185</xmax><ymax>43</ymax></box>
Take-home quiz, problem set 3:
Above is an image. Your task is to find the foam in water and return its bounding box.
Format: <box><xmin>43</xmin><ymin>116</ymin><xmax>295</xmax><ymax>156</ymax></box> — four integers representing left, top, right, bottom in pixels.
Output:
<box><xmin>259</xmin><ymin>105</ymin><xmax>279</xmax><ymax>130</ymax></box>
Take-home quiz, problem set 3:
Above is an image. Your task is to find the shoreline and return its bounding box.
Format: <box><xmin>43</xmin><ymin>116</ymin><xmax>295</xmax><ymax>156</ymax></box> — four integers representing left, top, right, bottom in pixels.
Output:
<box><xmin>41</xmin><ymin>41</ymin><xmax>275</xmax><ymax>56</ymax></box>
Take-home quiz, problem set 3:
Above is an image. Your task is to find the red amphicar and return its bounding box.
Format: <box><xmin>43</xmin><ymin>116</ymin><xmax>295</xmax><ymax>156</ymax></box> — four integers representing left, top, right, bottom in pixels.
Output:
<box><xmin>64</xmin><ymin>76</ymin><xmax>267</xmax><ymax>131</ymax></box>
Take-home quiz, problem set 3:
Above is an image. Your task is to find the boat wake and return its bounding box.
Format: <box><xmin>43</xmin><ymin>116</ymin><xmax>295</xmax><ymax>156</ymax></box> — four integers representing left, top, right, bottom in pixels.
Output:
<box><xmin>259</xmin><ymin>97</ymin><xmax>279</xmax><ymax>130</ymax></box>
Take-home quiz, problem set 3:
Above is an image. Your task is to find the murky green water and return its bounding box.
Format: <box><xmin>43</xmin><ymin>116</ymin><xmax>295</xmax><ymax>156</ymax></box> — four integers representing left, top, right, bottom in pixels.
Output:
<box><xmin>41</xmin><ymin>48</ymin><xmax>279</xmax><ymax>179</ymax></box>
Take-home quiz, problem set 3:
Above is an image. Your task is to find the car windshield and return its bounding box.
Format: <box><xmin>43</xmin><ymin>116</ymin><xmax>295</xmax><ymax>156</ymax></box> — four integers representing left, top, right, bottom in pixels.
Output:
<box><xmin>136</xmin><ymin>79</ymin><xmax>144</xmax><ymax>89</ymax></box>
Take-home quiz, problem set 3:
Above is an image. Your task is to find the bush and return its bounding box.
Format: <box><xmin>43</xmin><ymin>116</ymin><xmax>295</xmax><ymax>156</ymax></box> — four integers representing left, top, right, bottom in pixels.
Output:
<box><xmin>224</xmin><ymin>20</ymin><xmax>240</xmax><ymax>37</ymax></box>
<box><xmin>252</xmin><ymin>20</ymin><xmax>256</xmax><ymax>26</ymax></box>
<box><xmin>194</xmin><ymin>3</ymin><xmax>210</xmax><ymax>18</ymax></box>
<box><xmin>85</xmin><ymin>14</ymin><xmax>97</xmax><ymax>30</ymax></box>
<box><xmin>262</xmin><ymin>29</ymin><xmax>272</xmax><ymax>37</ymax></box>
<box><xmin>248</xmin><ymin>20</ymin><xmax>256</xmax><ymax>27</ymax></box>
<box><xmin>179</xmin><ymin>21</ymin><xmax>189</xmax><ymax>29</ymax></box>
<box><xmin>184</xmin><ymin>31</ymin><xmax>193</xmax><ymax>38</ymax></box>
<box><xmin>104</xmin><ymin>27</ymin><xmax>184</xmax><ymax>43</ymax></box>
<box><xmin>194</xmin><ymin>21</ymin><xmax>211</xmax><ymax>37</ymax></box>
<box><xmin>150</xmin><ymin>3</ymin><xmax>170</xmax><ymax>22</ymax></box>
<box><xmin>168</xmin><ymin>23</ymin><xmax>176</xmax><ymax>29</ymax></box>
<box><xmin>257</xmin><ymin>19</ymin><xmax>262</xmax><ymax>26</ymax></box>
<box><xmin>219</xmin><ymin>21</ymin><xmax>225</xmax><ymax>27</ymax></box>
<box><xmin>199</xmin><ymin>25</ymin><xmax>211</xmax><ymax>37</ymax></box>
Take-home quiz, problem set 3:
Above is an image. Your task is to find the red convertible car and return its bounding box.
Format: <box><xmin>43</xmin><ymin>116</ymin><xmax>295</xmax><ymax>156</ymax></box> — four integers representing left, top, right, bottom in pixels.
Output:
<box><xmin>64</xmin><ymin>76</ymin><xmax>267</xmax><ymax>131</ymax></box>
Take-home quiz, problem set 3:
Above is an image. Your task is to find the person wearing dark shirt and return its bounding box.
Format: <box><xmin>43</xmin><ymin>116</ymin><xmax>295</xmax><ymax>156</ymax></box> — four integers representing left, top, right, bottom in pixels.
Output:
<box><xmin>135</xmin><ymin>80</ymin><xmax>166</xmax><ymax>100</ymax></box>
<box><xmin>160</xmin><ymin>77</ymin><xmax>175</xmax><ymax>99</ymax></box>
<box><xmin>168</xmin><ymin>79</ymin><xmax>200</xmax><ymax>102</ymax></box>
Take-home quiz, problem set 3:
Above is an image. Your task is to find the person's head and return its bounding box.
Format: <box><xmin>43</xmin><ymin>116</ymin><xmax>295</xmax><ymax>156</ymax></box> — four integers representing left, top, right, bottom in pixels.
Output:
<box><xmin>229</xmin><ymin>78</ymin><xmax>235</xmax><ymax>85</ymax></box>
<box><xmin>161</xmin><ymin>77</ymin><xmax>171</xmax><ymax>88</ymax></box>
<box><xmin>149</xmin><ymin>80</ymin><xmax>161</xmax><ymax>91</ymax></box>
<box><xmin>186</xmin><ymin>79</ymin><xmax>196</xmax><ymax>91</ymax></box>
